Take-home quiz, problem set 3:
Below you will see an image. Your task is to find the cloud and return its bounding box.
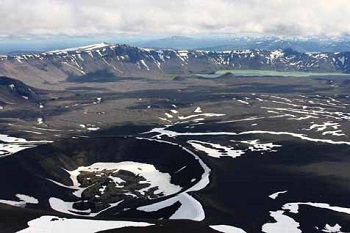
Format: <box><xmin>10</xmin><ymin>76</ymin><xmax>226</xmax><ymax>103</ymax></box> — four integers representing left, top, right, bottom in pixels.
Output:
<box><xmin>0</xmin><ymin>0</ymin><xmax>349</xmax><ymax>38</ymax></box>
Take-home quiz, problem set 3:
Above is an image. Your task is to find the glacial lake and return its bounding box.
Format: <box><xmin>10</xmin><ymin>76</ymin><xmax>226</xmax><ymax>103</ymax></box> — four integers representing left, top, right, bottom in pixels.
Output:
<box><xmin>197</xmin><ymin>69</ymin><xmax>350</xmax><ymax>78</ymax></box>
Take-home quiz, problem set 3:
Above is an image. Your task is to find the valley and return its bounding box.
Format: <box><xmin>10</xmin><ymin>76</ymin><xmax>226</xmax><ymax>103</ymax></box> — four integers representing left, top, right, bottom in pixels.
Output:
<box><xmin>1</xmin><ymin>57</ymin><xmax>350</xmax><ymax>232</ymax></box>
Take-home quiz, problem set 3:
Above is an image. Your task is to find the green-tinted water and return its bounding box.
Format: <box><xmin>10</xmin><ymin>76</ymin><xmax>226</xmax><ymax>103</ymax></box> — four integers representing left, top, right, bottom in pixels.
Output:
<box><xmin>197</xmin><ymin>70</ymin><xmax>349</xmax><ymax>78</ymax></box>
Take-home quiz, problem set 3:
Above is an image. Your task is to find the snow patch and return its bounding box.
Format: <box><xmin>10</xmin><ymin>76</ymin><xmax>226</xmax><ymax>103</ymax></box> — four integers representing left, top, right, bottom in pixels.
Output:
<box><xmin>237</xmin><ymin>100</ymin><xmax>249</xmax><ymax>105</ymax></box>
<box><xmin>269</xmin><ymin>191</ymin><xmax>288</xmax><ymax>200</ymax></box>
<box><xmin>140</xmin><ymin>59</ymin><xmax>150</xmax><ymax>71</ymax></box>
<box><xmin>18</xmin><ymin>216</ymin><xmax>153</xmax><ymax>233</ymax></box>
<box><xmin>178</xmin><ymin>113</ymin><xmax>225</xmax><ymax>121</ymax></box>
<box><xmin>138</xmin><ymin>193</ymin><xmax>205</xmax><ymax>221</ymax></box>
<box><xmin>194</xmin><ymin>107</ymin><xmax>202</xmax><ymax>113</ymax></box>
<box><xmin>48</xmin><ymin>43</ymin><xmax>110</xmax><ymax>54</ymax></box>
<box><xmin>37</xmin><ymin>118</ymin><xmax>44</xmax><ymax>125</ymax></box>
<box><xmin>0</xmin><ymin>133</ymin><xmax>50</xmax><ymax>158</ymax></box>
<box><xmin>210</xmin><ymin>225</ymin><xmax>247</xmax><ymax>233</ymax></box>
<box><xmin>0</xmin><ymin>194</ymin><xmax>38</xmax><ymax>208</ymax></box>
<box><xmin>283</xmin><ymin>202</ymin><xmax>350</xmax><ymax>215</ymax></box>
<box><xmin>165</xmin><ymin>113</ymin><xmax>173</xmax><ymax>119</ymax></box>
<box><xmin>136</xmin><ymin>138</ymin><xmax>211</xmax><ymax>221</ymax></box>
<box><xmin>262</xmin><ymin>210</ymin><xmax>301</xmax><ymax>233</ymax></box>
<box><xmin>338</xmin><ymin>56</ymin><xmax>345</xmax><ymax>66</ymax></box>
<box><xmin>188</xmin><ymin>140</ymin><xmax>245</xmax><ymax>159</ymax></box>
<box><xmin>239</xmin><ymin>140</ymin><xmax>282</xmax><ymax>153</ymax></box>
<box><xmin>48</xmin><ymin>161</ymin><xmax>182</xmax><ymax>216</ymax></box>
<box><xmin>322</xmin><ymin>224</ymin><xmax>343</xmax><ymax>233</ymax></box>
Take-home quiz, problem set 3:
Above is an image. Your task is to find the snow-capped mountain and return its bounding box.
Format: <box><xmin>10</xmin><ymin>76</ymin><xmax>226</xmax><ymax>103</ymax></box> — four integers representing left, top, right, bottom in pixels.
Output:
<box><xmin>0</xmin><ymin>43</ymin><xmax>349</xmax><ymax>85</ymax></box>
<box><xmin>133</xmin><ymin>36</ymin><xmax>350</xmax><ymax>52</ymax></box>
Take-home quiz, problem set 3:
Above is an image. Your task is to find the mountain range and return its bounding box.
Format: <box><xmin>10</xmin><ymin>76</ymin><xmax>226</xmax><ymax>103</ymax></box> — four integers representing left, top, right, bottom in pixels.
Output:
<box><xmin>0</xmin><ymin>42</ymin><xmax>349</xmax><ymax>87</ymax></box>
<box><xmin>132</xmin><ymin>36</ymin><xmax>350</xmax><ymax>52</ymax></box>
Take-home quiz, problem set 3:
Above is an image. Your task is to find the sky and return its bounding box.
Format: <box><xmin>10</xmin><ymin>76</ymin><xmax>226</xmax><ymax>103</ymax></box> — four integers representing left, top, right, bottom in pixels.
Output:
<box><xmin>1</xmin><ymin>0</ymin><xmax>349</xmax><ymax>40</ymax></box>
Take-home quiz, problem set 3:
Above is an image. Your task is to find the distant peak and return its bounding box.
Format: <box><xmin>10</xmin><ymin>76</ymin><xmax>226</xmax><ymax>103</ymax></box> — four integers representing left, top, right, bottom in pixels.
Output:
<box><xmin>168</xmin><ymin>36</ymin><xmax>192</xmax><ymax>40</ymax></box>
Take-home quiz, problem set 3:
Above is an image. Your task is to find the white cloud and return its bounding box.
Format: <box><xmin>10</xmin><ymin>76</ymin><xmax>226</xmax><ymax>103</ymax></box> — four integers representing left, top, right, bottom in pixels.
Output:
<box><xmin>0</xmin><ymin>0</ymin><xmax>349</xmax><ymax>37</ymax></box>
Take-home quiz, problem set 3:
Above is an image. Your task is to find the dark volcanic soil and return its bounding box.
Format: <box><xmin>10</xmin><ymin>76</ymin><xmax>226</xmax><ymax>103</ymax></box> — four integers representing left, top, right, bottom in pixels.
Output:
<box><xmin>2</xmin><ymin>74</ymin><xmax>350</xmax><ymax>232</ymax></box>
